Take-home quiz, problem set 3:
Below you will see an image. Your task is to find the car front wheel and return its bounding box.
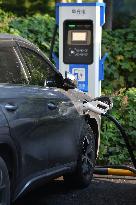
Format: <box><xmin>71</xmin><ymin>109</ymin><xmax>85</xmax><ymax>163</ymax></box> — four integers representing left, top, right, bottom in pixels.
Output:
<box><xmin>64</xmin><ymin>123</ymin><xmax>96</xmax><ymax>188</ymax></box>
<box><xmin>0</xmin><ymin>157</ymin><xmax>10</xmax><ymax>205</ymax></box>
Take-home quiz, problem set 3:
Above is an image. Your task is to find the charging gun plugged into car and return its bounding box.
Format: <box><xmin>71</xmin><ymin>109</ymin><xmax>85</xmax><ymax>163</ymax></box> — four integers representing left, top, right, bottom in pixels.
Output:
<box><xmin>50</xmin><ymin>0</ymin><xmax>136</xmax><ymax>178</ymax></box>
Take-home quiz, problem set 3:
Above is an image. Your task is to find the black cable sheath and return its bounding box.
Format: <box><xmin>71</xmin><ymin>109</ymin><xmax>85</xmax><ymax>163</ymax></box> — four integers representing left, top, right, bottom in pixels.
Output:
<box><xmin>94</xmin><ymin>168</ymin><xmax>108</xmax><ymax>175</ymax></box>
<box><xmin>102</xmin><ymin>113</ymin><xmax>136</xmax><ymax>169</ymax></box>
<box><xmin>49</xmin><ymin>24</ymin><xmax>58</xmax><ymax>61</ymax></box>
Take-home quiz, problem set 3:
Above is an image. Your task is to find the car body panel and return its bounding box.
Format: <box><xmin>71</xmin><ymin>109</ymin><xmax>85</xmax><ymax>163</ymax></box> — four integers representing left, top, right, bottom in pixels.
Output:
<box><xmin>0</xmin><ymin>84</ymin><xmax>85</xmax><ymax>199</ymax></box>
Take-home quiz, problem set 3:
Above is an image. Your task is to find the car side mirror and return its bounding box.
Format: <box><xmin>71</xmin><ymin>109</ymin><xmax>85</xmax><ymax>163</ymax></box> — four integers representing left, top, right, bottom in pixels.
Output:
<box><xmin>64</xmin><ymin>72</ymin><xmax>77</xmax><ymax>90</ymax></box>
<box><xmin>44</xmin><ymin>80</ymin><xmax>56</xmax><ymax>87</ymax></box>
<box><xmin>44</xmin><ymin>73</ymin><xmax>64</xmax><ymax>88</ymax></box>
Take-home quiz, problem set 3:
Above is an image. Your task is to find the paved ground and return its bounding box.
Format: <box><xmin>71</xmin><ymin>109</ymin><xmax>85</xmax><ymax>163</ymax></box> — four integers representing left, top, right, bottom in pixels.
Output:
<box><xmin>16</xmin><ymin>176</ymin><xmax>136</xmax><ymax>205</ymax></box>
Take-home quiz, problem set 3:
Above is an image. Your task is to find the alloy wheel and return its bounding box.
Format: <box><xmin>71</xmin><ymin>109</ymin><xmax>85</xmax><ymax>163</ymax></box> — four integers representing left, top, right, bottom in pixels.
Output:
<box><xmin>0</xmin><ymin>169</ymin><xmax>8</xmax><ymax>204</ymax></box>
<box><xmin>82</xmin><ymin>135</ymin><xmax>94</xmax><ymax>175</ymax></box>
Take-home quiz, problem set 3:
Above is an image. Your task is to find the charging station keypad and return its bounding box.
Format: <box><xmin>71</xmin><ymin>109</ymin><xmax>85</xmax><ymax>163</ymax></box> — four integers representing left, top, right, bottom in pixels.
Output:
<box><xmin>63</xmin><ymin>20</ymin><xmax>93</xmax><ymax>64</ymax></box>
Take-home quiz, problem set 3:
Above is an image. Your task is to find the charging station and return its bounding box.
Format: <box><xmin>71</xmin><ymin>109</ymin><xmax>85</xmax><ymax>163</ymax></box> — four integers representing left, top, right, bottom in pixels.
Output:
<box><xmin>55</xmin><ymin>2</ymin><xmax>106</xmax><ymax>98</ymax></box>
<box><xmin>50</xmin><ymin>1</ymin><xmax>136</xmax><ymax>178</ymax></box>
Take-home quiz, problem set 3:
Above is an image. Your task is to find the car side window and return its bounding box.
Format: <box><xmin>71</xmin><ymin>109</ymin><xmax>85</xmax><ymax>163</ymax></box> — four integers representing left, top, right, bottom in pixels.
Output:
<box><xmin>19</xmin><ymin>47</ymin><xmax>57</xmax><ymax>86</ymax></box>
<box><xmin>0</xmin><ymin>46</ymin><xmax>28</xmax><ymax>84</ymax></box>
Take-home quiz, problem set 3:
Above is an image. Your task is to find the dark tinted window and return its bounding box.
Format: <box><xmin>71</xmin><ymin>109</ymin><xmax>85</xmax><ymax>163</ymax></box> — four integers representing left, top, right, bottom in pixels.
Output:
<box><xmin>20</xmin><ymin>47</ymin><xmax>57</xmax><ymax>86</ymax></box>
<box><xmin>0</xmin><ymin>47</ymin><xmax>28</xmax><ymax>84</ymax></box>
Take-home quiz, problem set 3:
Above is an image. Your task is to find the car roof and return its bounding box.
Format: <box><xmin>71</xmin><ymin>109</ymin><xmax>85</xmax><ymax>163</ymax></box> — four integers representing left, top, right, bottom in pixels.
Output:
<box><xmin>0</xmin><ymin>33</ymin><xmax>38</xmax><ymax>48</ymax></box>
<box><xmin>0</xmin><ymin>33</ymin><xmax>32</xmax><ymax>43</ymax></box>
<box><xmin>0</xmin><ymin>33</ymin><xmax>26</xmax><ymax>40</ymax></box>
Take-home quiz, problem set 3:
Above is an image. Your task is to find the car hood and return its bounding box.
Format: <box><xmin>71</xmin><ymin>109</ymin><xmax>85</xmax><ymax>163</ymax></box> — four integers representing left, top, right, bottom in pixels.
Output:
<box><xmin>0</xmin><ymin>84</ymin><xmax>93</xmax><ymax>100</ymax></box>
<box><xmin>0</xmin><ymin>84</ymin><xmax>39</xmax><ymax>98</ymax></box>
<box><xmin>0</xmin><ymin>84</ymin><xmax>65</xmax><ymax>99</ymax></box>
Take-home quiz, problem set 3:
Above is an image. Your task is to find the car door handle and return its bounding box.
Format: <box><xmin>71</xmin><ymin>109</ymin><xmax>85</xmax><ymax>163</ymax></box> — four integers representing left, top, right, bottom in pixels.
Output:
<box><xmin>5</xmin><ymin>104</ymin><xmax>18</xmax><ymax>111</ymax></box>
<box><xmin>48</xmin><ymin>103</ymin><xmax>57</xmax><ymax>110</ymax></box>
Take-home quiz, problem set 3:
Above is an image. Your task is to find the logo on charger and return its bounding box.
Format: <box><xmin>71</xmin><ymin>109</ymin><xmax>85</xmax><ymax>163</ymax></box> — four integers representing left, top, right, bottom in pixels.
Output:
<box><xmin>72</xmin><ymin>68</ymin><xmax>86</xmax><ymax>82</ymax></box>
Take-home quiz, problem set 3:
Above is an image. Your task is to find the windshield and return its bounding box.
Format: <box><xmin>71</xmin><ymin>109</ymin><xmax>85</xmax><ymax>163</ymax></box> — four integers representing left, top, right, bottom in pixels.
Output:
<box><xmin>0</xmin><ymin>46</ymin><xmax>28</xmax><ymax>84</ymax></box>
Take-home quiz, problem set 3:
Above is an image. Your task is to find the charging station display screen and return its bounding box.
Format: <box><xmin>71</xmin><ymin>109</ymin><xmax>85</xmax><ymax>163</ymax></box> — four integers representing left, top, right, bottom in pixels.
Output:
<box><xmin>72</xmin><ymin>32</ymin><xmax>87</xmax><ymax>41</ymax></box>
<box><xmin>68</xmin><ymin>30</ymin><xmax>91</xmax><ymax>45</ymax></box>
<box><xmin>63</xmin><ymin>20</ymin><xmax>93</xmax><ymax>64</ymax></box>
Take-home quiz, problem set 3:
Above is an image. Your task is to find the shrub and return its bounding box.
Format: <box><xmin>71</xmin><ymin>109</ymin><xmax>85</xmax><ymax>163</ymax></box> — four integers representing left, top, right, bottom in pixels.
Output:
<box><xmin>0</xmin><ymin>9</ymin><xmax>15</xmax><ymax>33</ymax></box>
<box><xmin>8</xmin><ymin>14</ymin><xmax>56</xmax><ymax>56</ymax></box>
<box><xmin>98</xmin><ymin>88</ymin><xmax>136</xmax><ymax>165</ymax></box>
<box><xmin>102</xmin><ymin>18</ymin><xmax>136</xmax><ymax>92</ymax></box>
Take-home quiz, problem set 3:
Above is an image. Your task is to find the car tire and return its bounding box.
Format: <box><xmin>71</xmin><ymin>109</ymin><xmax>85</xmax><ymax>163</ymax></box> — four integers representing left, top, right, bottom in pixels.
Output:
<box><xmin>0</xmin><ymin>157</ymin><xmax>10</xmax><ymax>205</ymax></box>
<box><xmin>64</xmin><ymin>123</ymin><xmax>96</xmax><ymax>188</ymax></box>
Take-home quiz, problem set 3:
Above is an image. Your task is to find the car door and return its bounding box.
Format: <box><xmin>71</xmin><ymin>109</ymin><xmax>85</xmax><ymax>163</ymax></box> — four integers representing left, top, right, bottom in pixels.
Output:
<box><xmin>16</xmin><ymin>43</ymin><xmax>81</xmax><ymax>175</ymax></box>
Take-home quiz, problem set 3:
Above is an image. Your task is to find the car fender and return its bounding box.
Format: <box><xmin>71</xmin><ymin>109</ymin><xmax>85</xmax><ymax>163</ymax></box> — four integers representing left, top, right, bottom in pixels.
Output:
<box><xmin>58</xmin><ymin>89</ymin><xmax>100</xmax><ymax>155</ymax></box>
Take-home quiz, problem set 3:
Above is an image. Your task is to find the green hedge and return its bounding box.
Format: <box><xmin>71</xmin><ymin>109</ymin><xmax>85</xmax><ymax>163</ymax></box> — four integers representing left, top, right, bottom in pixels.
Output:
<box><xmin>102</xmin><ymin>19</ymin><xmax>136</xmax><ymax>93</ymax></box>
<box><xmin>99</xmin><ymin>88</ymin><xmax>136</xmax><ymax>165</ymax></box>
<box><xmin>0</xmin><ymin>10</ymin><xmax>136</xmax><ymax>165</ymax></box>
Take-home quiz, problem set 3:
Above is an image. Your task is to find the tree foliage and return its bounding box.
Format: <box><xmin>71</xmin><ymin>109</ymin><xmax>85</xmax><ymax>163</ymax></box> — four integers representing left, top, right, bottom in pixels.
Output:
<box><xmin>113</xmin><ymin>0</ymin><xmax>136</xmax><ymax>28</ymax></box>
<box><xmin>1</xmin><ymin>0</ymin><xmax>55</xmax><ymax>16</ymax></box>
